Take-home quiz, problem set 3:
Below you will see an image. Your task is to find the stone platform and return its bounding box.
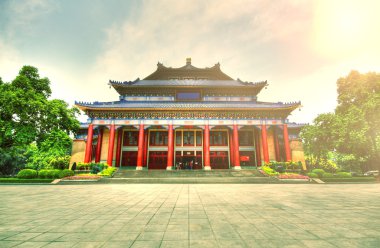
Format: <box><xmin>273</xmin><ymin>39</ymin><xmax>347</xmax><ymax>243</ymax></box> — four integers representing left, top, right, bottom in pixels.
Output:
<box><xmin>1</xmin><ymin>184</ymin><xmax>379</xmax><ymax>247</ymax></box>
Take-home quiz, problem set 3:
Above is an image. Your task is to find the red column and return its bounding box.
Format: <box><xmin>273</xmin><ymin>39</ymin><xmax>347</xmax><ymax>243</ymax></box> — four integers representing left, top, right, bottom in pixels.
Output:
<box><xmin>143</xmin><ymin>130</ymin><xmax>148</xmax><ymax>167</ymax></box>
<box><xmin>115</xmin><ymin>129</ymin><xmax>122</xmax><ymax>167</ymax></box>
<box><xmin>233</xmin><ymin>124</ymin><xmax>241</xmax><ymax>169</ymax></box>
<box><xmin>107</xmin><ymin>124</ymin><xmax>115</xmax><ymax>166</ymax></box>
<box><xmin>203</xmin><ymin>124</ymin><xmax>211</xmax><ymax>170</ymax></box>
<box><xmin>136</xmin><ymin>123</ymin><xmax>144</xmax><ymax>169</ymax></box>
<box><xmin>167</xmin><ymin>124</ymin><xmax>174</xmax><ymax>170</ymax></box>
<box><xmin>229</xmin><ymin>130</ymin><xmax>234</xmax><ymax>167</ymax></box>
<box><xmin>283</xmin><ymin>124</ymin><xmax>292</xmax><ymax>162</ymax></box>
<box><xmin>274</xmin><ymin>127</ymin><xmax>280</xmax><ymax>162</ymax></box>
<box><xmin>261</xmin><ymin>124</ymin><xmax>270</xmax><ymax>164</ymax></box>
<box><xmin>95</xmin><ymin>127</ymin><xmax>103</xmax><ymax>163</ymax></box>
<box><xmin>255</xmin><ymin>129</ymin><xmax>262</xmax><ymax>167</ymax></box>
<box><xmin>84</xmin><ymin>124</ymin><xmax>93</xmax><ymax>163</ymax></box>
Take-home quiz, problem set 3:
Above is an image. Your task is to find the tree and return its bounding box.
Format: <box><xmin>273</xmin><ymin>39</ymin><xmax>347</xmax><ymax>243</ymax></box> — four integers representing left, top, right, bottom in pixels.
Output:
<box><xmin>0</xmin><ymin>66</ymin><xmax>80</xmax><ymax>175</ymax></box>
<box><xmin>301</xmin><ymin>71</ymin><xmax>380</xmax><ymax>172</ymax></box>
<box><xmin>26</xmin><ymin>130</ymin><xmax>73</xmax><ymax>170</ymax></box>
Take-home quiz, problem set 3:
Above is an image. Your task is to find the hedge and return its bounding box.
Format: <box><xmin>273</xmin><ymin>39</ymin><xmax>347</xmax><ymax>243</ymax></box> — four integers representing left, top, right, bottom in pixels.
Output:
<box><xmin>307</xmin><ymin>172</ymin><xmax>318</xmax><ymax>178</ymax></box>
<box><xmin>59</xmin><ymin>169</ymin><xmax>74</xmax><ymax>178</ymax></box>
<box><xmin>321</xmin><ymin>177</ymin><xmax>375</xmax><ymax>183</ymax></box>
<box><xmin>311</xmin><ymin>169</ymin><xmax>325</xmax><ymax>178</ymax></box>
<box><xmin>17</xmin><ymin>169</ymin><xmax>38</xmax><ymax>179</ymax></box>
<box><xmin>0</xmin><ymin>178</ymin><xmax>53</xmax><ymax>183</ymax></box>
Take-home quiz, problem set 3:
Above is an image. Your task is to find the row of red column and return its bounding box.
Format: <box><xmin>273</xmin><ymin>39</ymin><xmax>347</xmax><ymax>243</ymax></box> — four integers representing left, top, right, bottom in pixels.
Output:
<box><xmin>84</xmin><ymin>123</ymin><xmax>292</xmax><ymax>167</ymax></box>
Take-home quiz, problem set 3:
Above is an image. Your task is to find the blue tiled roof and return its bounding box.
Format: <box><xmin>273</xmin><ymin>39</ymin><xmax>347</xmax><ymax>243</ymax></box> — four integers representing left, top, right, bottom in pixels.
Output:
<box><xmin>109</xmin><ymin>79</ymin><xmax>267</xmax><ymax>87</ymax></box>
<box><xmin>75</xmin><ymin>100</ymin><xmax>301</xmax><ymax>110</ymax></box>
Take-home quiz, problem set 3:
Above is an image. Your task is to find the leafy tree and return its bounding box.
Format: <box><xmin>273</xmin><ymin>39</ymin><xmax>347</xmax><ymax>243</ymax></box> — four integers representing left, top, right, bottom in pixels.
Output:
<box><xmin>301</xmin><ymin>71</ymin><xmax>380</xmax><ymax>172</ymax></box>
<box><xmin>26</xmin><ymin>130</ymin><xmax>72</xmax><ymax>170</ymax></box>
<box><xmin>0</xmin><ymin>66</ymin><xmax>80</xmax><ymax>175</ymax></box>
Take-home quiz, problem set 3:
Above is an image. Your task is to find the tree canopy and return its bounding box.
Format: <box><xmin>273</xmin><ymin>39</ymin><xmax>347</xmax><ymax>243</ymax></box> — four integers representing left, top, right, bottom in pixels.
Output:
<box><xmin>0</xmin><ymin>66</ymin><xmax>80</xmax><ymax>175</ymax></box>
<box><xmin>301</xmin><ymin>70</ymin><xmax>380</xmax><ymax>172</ymax></box>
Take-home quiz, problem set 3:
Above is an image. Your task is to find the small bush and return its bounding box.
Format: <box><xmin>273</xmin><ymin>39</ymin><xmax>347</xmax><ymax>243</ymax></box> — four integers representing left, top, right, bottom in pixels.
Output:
<box><xmin>322</xmin><ymin>172</ymin><xmax>334</xmax><ymax>178</ymax></box>
<box><xmin>49</xmin><ymin>156</ymin><xmax>70</xmax><ymax>170</ymax></box>
<box><xmin>38</xmin><ymin>169</ymin><xmax>50</xmax><ymax>178</ymax></box>
<box><xmin>307</xmin><ymin>172</ymin><xmax>318</xmax><ymax>178</ymax></box>
<box><xmin>77</xmin><ymin>162</ymin><xmax>89</xmax><ymax>170</ymax></box>
<box><xmin>59</xmin><ymin>169</ymin><xmax>74</xmax><ymax>178</ymax></box>
<box><xmin>262</xmin><ymin>166</ymin><xmax>279</xmax><ymax>176</ymax></box>
<box><xmin>336</xmin><ymin>172</ymin><xmax>352</xmax><ymax>178</ymax></box>
<box><xmin>98</xmin><ymin>166</ymin><xmax>117</xmax><ymax>177</ymax></box>
<box><xmin>17</xmin><ymin>169</ymin><xmax>38</xmax><ymax>179</ymax></box>
<box><xmin>311</xmin><ymin>169</ymin><xmax>325</xmax><ymax>178</ymax></box>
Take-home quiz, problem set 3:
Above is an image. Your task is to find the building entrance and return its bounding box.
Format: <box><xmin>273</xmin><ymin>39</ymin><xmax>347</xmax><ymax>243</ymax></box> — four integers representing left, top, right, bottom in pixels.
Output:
<box><xmin>148</xmin><ymin>151</ymin><xmax>167</xmax><ymax>170</ymax></box>
<box><xmin>175</xmin><ymin>150</ymin><xmax>202</xmax><ymax>170</ymax></box>
<box><xmin>121</xmin><ymin>151</ymin><xmax>137</xmax><ymax>167</ymax></box>
<box><xmin>210</xmin><ymin>151</ymin><xmax>229</xmax><ymax>169</ymax></box>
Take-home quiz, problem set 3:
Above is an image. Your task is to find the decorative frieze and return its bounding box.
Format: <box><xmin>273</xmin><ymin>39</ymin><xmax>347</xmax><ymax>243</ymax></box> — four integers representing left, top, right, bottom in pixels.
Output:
<box><xmin>91</xmin><ymin>119</ymin><xmax>284</xmax><ymax>126</ymax></box>
<box><xmin>87</xmin><ymin>110</ymin><xmax>290</xmax><ymax>120</ymax></box>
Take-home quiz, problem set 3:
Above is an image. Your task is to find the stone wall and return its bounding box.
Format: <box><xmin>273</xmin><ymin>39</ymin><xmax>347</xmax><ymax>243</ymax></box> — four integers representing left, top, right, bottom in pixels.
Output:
<box><xmin>290</xmin><ymin>139</ymin><xmax>306</xmax><ymax>170</ymax></box>
<box><xmin>69</xmin><ymin>140</ymin><xmax>86</xmax><ymax>166</ymax></box>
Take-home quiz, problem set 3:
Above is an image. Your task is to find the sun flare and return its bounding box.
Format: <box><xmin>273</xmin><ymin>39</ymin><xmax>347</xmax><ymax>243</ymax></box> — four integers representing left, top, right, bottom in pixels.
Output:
<box><xmin>313</xmin><ymin>1</ymin><xmax>378</xmax><ymax>59</ymax></box>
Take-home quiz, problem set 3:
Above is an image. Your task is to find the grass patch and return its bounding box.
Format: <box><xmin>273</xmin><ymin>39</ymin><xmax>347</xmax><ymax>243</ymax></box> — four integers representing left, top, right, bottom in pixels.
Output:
<box><xmin>322</xmin><ymin>177</ymin><xmax>376</xmax><ymax>183</ymax></box>
<box><xmin>0</xmin><ymin>178</ymin><xmax>54</xmax><ymax>183</ymax></box>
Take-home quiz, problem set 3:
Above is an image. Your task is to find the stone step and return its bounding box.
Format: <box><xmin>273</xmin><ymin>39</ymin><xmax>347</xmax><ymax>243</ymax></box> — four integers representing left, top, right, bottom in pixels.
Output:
<box><xmin>113</xmin><ymin>169</ymin><xmax>265</xmax><ymax>178</ymax></box>
<box><xmin>100</xmin><ymin>177</ymin><xmax>277</xmax><ymax>184</ymax></box>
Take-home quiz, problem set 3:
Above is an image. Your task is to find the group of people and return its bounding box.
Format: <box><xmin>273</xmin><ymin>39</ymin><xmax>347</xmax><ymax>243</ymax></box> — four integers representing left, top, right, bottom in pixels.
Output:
<box><xmin>175</xmin><ymin>158</ymin><xmax>199</xmax><ymax>170</ymax></box>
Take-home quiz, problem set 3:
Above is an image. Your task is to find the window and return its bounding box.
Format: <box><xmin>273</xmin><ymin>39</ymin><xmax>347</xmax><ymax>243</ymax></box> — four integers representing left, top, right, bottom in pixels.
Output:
<box><xmin>176</xmin><ymin>91</ymin><xmax>201</xmax><ymax>101</ymax></box>
<box><xmin>123</xmin><ymin>131</ymin><xmax>138</xmax><ymax>146</ymax></box>
<box><xmin>239</xmin><ymin>130</ymin><xmax>254</xmax><ymax>146</ymax></box>
<box><xmin>149</xmin><ymin>131</ymin><xmax>168</xmax><ymax>146</ymax></box>
<box><xmin>210</xmin><ymin>131</ymin><xmax>228</xmax><ymax>146</ymax></box>
<box><xmin>196</xmin><ymin>131</ymin><xmax>202</xmax><ymax>146</ymax></box>
<box><xmin>183</xmin><ymin>131</ymin><xmax>194</xmax><ymax>146</ymax></box>
<box><xmin>175</xmin><ymin>131</ymin><xmax>182</xmax><ymax>146</ymax></box>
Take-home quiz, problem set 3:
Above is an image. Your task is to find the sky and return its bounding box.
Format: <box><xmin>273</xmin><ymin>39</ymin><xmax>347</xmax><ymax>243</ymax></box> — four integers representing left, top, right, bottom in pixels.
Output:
<box><xmin>1</xmin><ymin>0</ymin><xmax>380</xmax><ymax>124</ymax></box>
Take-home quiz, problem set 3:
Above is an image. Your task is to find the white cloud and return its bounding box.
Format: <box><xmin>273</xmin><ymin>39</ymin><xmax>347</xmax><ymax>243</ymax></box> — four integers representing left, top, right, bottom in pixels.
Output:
<box><xmin>86</xmin><ymin>0</ymin><xmax>314</xmax><ymax>122</ymax></box>
<box><xmin>0</xmin><ymin>39</ymin><xmax>23</xmax><ymax>82</ymax></box>
<box><xmin>5</xmin><ymin>0</ymin><xmax>60</xmax><ymax>38</ymax></box>
<box><xmin>2</xmin><ymin>0</ymin><xmax>379</xmax><ymax>125</ymax></box>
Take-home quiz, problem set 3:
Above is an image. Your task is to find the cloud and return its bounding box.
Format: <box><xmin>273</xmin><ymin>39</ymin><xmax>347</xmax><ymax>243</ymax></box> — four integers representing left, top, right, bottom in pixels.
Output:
<box><xmin>4</xmin><ymin>0</ymin><xmax>60</xmax><ymax>39</ymax></box>
<box><xmin>85</xmin><ymin>0</ymin><xmax>315</xmax><ymax>106</ymax></box>
<box><xmin>0</xmin><ymin>39</ymin><xmax>23</xmax><ymax>82</ymax></box>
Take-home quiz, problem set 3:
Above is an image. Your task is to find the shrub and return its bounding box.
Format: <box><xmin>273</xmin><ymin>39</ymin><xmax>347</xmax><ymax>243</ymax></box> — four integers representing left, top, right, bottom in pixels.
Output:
<box><xmin>336</xmin><ymin>172</ymin><xmax>352</xmax><ymax>178</ymax></box>
<box><xmin>38</xmin><ymin>169</ymin><xmax>50</xmax><ymax>178</ymax></box>
<box><xmin>43</xmin><ymin>169</ymin><xmax>62</xmax><ymax>179</ymax></box>
<box><xmin>98</xmin><ymin>167</ymin><xmax>117</xmax><ymax>177</ymax></box>
<box><xmin>49</xmin><ymin>156</ymin><xmax>70</xmax><ymax>170</ymax></box>
<box><xmin>59</xmin><ymin>169</ymin><xmax>74</xmax><ymax>178</ymax></box>
<box><xmin>91</xmin><ymin>165</ymin><xmax>103</xmax><ymax>174</ymax></box>
<box><xmin>262</xmin><ymin>166</ymin><xmax>279</xmax><ymax>176</ymax></box>
<box><xmin>77</xmin><ymin>162</ymin><xmax>89</xmax><ymax>170</ymax></box>
<box><xmin>307</xmin><ymin>172</ymin><xmax>318</xmax><ymax>178</ymax></box>
<box><xmin>17</xmin><ymin>169</ymin><xmax>38</xmax><ymax>179</ymax></box>
<box><xmin>311</xmin><ymin>169</ymin><xmax>325</xmax><ymax>178</ymax></box>
<box><xmin>322</xmin><ymin>172</ymin><xmax>334</xmax><ymax>178</ymax></box>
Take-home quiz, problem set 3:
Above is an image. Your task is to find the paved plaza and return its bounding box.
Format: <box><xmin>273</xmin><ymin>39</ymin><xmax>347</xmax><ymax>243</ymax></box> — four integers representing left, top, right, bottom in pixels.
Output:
<box><xmin>0</xmin><ymin>184</ymin><xmax>379</xmax><ymax>248</ymax></box>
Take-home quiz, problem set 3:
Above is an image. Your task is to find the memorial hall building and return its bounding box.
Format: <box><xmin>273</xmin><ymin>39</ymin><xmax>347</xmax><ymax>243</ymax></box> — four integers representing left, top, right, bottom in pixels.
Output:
<box><xmin>72</xmin><ymin>58</ymin><xmax>305</xmax><ymax>170</ymax></box>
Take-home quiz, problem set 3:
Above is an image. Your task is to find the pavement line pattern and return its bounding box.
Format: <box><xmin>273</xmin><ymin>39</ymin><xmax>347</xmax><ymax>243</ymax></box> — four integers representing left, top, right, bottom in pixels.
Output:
<box><xmin>0</xmin><ymin>184</ymin><xmax>379</xmax><ymax>247</ymax></box>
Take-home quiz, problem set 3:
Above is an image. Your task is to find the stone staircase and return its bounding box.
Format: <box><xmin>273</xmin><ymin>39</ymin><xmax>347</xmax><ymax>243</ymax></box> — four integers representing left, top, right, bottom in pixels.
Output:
<box><xmin>113</xmin><ymin>169</ymin><xmax>264</xmax><ymax>178</ymax></box>
<box><xmin>101</xmin><ymin>168</ymin><xmax>279</xmax><ymax>184</ymax></box>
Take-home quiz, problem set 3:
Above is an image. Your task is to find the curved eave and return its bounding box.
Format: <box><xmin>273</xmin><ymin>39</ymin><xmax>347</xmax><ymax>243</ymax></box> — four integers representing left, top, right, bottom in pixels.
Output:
<box><xmin>109</xmin><ymin>82</ymin><xmax>268</xmax><ymax>88</ymax></box>
<box><xmin>75</xmin><ymin>104</ymin><xmax>300</xmax><ymax>112</ymax></box>
<box><xmin>110</xmin><ymin>82</ymin><xmax>268</xmax><ymax>96</ymax></box>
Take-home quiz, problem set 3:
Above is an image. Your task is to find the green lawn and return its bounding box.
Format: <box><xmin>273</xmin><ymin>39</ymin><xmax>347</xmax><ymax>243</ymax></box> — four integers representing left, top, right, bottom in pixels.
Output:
<box><xmin>0</xmin><ymin>178</ymin><xmax>54</xmax><ymax>183</ymax></box>
<box><xmin>321</xmin><ymin>177</ymin><xmax>377</xmax><ymax>183</ymax></box>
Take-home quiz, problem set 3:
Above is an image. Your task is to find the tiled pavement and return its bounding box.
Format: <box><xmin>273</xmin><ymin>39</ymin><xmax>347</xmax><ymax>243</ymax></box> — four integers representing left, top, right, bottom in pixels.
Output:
<box><xmin>0</xmin><ymin>184</ymin><xmax>379</xmax><ymax>248</ymax></box>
